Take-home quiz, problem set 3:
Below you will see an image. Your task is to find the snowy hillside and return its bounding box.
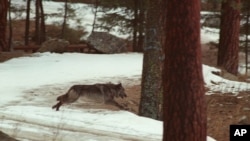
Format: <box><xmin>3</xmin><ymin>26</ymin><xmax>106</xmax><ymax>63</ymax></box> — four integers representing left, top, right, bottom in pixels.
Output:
<box><xmin>10</xmin><ymin>0</ymin><xmax>128</xmax><ymax>39</ymax></box>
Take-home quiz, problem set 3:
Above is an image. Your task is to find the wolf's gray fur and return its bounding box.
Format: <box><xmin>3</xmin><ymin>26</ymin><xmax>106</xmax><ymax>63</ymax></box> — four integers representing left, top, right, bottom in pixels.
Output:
<box><xmin>52</xmin><ymin>83</ymin><xmax>127</xmax><ymax>111</ymax></box>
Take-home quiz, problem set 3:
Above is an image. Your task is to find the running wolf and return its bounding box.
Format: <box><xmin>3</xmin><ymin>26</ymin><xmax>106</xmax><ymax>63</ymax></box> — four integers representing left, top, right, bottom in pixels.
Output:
<box><xmin>52</xmin><ymin>83</ymin><xmax>127</xmax><ymax>111</ymax></box>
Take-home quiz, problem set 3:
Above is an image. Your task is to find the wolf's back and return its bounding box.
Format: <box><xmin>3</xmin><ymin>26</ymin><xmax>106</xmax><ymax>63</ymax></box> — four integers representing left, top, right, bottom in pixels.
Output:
<box><xmin>72</xmin><ymin>85</ymin><xmax>107</xmax><ymax>101</ymax></box>
<box><xmin>53</xmin><ymin>83</ymin><xmax>127</xmax><ymax>111</ymax></box>
<box><xmin>72</xmin><ymin>84</ymin><xmax>126</xmax><ymax>102</ymax></box>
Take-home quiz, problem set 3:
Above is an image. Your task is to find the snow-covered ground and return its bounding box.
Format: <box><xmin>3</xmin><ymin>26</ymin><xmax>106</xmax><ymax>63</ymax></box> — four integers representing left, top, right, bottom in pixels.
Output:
<box><xmin>2</xmin><ymin>53</ymin><xmax>250</xmax><ymax>141</ymax></box>
<box><xmin>3</xmin><ymin>0</ymin><xmax>250</xmax><ymax>141</ymax></box>
<box><xmin>0</xmin><ymin>40</ymin><xmax>245</xmax><ymax>141</ymax></box>
<box><xmin>0</xmin><ymin>52</ymin><xmax>233</xmax><ymax>141</ymax></box>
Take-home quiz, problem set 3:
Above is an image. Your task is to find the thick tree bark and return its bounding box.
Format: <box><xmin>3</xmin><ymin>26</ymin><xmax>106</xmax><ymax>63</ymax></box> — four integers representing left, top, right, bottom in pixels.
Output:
<box><xmin>217</xmin><ymin>0</ymin><xmax>241</xmax><ymax>75</ymax></box>
<box><xmin>0</xmin><ymin>0</ymin><xmax>8</xmax><ymax>52</ymax></box>
<box><xmin>139</xmin><ymin>0</ymin><xmax>162</xmax><ymax>120</ymax></box>
<box><xmin>163</xmin><ymin>0</ymin><xmax>206</xmax><ymax>141</ymax></box>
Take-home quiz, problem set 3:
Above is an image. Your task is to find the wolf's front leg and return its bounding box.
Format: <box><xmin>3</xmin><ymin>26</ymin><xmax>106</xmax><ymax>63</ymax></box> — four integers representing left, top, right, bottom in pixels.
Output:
<box><xmin>52</xmin><ymin>101</ymin><xmax>62</xmax><ymax>111</ymax></box>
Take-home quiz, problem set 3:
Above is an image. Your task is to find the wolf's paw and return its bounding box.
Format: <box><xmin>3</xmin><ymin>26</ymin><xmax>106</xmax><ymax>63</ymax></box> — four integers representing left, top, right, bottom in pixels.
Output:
<box><xmin>52</xmin><ymin>103</ymin><xmax>60</xmax><ymax>111</ymax></box>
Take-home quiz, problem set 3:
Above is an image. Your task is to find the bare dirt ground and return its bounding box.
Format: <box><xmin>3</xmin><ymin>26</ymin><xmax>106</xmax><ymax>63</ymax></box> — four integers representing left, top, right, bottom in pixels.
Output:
<box><xmin>124</xmin><ymin>85</ymin><xmax>250</xmax><ymax>141</ymax></box>
<box><xmin>1</xmin><ymin>20</ymin><xmax>250</xmax><ymax>141</ymax></box>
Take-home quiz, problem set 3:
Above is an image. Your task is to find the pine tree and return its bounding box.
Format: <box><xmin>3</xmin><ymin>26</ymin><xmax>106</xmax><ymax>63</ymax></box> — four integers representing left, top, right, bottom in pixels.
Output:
<box><xmin>0</xmin><ymin>0</ymin><xmax>8</xmax><ymax>52</ymax></box>
<box><xmin>241</xmin><ymin>0</ymin><xmax>250</xmax><ymax>74</ymax></box>
<box><xmin>163</xmin><ymin>0</ymin><xmax>206</xmax><ymax>140</ymax></box>
<box><xmin>139</xmin><ymin>0</ymin><xmax>162</xmax><ymax>120</ymax></box>
<box><xmin>34</xmin><ymin>0</ymin><xmax>46</xmax><ymax>45</ymax></box>
<box><xmin>25</xmin><ymin>0</ymin><xmax>31</xmax><ymax>45</ymax></box>
<box><xmin>217</xmin><ymin>0</ymin><xmax>241</xmax><ymax>75</ymax></box>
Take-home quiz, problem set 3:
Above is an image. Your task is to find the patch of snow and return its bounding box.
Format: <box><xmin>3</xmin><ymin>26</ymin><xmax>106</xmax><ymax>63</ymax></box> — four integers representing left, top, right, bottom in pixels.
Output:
<box><xmin>0</xmin><ymin>53</ymin><xmax>222</xmax><ymax>140</ymax></box>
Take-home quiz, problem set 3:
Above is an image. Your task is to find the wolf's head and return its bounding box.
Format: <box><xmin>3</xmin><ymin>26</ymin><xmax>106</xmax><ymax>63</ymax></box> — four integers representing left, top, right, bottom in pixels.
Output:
<box><xmin>115</xmin><ymin>83</ymin><xmax>127</xmax><ymax>98</ymax></box>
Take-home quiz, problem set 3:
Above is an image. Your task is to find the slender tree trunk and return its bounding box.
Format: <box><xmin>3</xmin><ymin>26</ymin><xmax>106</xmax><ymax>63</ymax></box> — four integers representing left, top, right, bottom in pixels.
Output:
<box><xmin>217</xmin><ymin>0</ymin><xmax>241</xmax><ymax>75</ymax></box>
<box><xmin>25</xmin><ymin>0</ymin><xmax>31</xmax><ymax>45</ymax></box>
<box><xmin>163</xmin><ymin>0</ymin><xmax>206</xmax><ymax>141</ymax></box>
<box><xmin>245</xmin><ymin>10</ymin><xmax>249</xmax><ymax>74</ymax></box>
<box><xmin>8</xmin><ymin>0</ymin><xmax>12</xmax><ymax>51</ymax></box>
<box><xmin>92</xmin><ymin>0</ymin><xmax>98</xmax><ymax>33</ymax></box>
<box><xmin>0</xmin><ymin>0</ymin><xmax>8</xmax><ymax>52</ymax></box>
<box><xmin>35</xmin><ymin>0</ymin><xmax>41</xmax><ymax>44</ymax></box>
<box><xmin>132</xmin><ymin>0</ymin><xmax>139</xmax><ymax>52</ymax></box>
<box><xmin>62</xmin><ymin>0</ymin><xmax>68</xmax><ymax>38</ymax></box>
<box><xmin>139</xmin><ymin>0</ymin><xmax>162</xmax><ymax>120</ymax></box>
<box><xmin>136</xmin><ymin>0</ymin><xmax>144</xmax><ymax>52</ymax></box>
<box><xmin>39</xmin><ymin>0</ymin><xmax>46</xmax><ymax>43</ymax></box>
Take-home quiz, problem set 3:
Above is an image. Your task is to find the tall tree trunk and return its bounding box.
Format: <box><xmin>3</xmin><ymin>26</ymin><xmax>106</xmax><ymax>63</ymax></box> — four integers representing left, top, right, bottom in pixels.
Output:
<box><xmin>163</xmin><ymin>0</ymin><xmax>206</xmax><ymax>141</ymax></box>
<box><xmin>39</xmin><ymin>0</ymin><xmax>46</xmax><ymax>43</ymax></box>
<box><xmin>92</xmin><ymin>0</ymin><xmax>98</xmax><ymax>33</ymax></box>
<box><xmin>62</xmin><ymin>0</ymin><xmax>68</xmax><ymax>38</ymax></box>
<box><xmin>136</xmin><ymin>0</ymin><xmax>144</xmax><ymax>52</ymax></box>
<box><xmin>25</xmin><ymin>0</ymin><xmax>31</xmax><ymax>45</ymax></box>
<box><xmin>132</xmin><ymin>0</ymin><xmax>139</xmax><ymax>52</ymax></box>
<box><xmin>0</xmin><ymin>0</ymin><xmax>8</xmax><ymax>52</ymax></box>
<box><xmin>217</xmin><ymin>0</ymin><xmax>241</xmax><ymax>75</ymax></box>
<box><xmin>139</xmin><ymin>0</ymin><xmax>162</xmax><ymax>120</ymax></box>
<box><xmin>35</xmin><ymin>0</ymin><xmax>41</xmax><ymax>44</ymax></box>
<box><xmin>8</xmin><ymin>0</ymin><xmax>12</xmax><ymax>51</ymax></box>
<box><xmin>245</xmin><ymin>10</ymin><xmax>250</xmax><ymax>75</ymax></box>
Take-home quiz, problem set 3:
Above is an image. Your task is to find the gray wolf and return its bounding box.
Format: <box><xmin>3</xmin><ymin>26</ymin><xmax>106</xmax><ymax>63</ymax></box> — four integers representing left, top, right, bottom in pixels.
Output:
<box><xmin>52</xmin><ymin>83</ymin><xmax>127</xmax><ymax>111</ymax></box>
